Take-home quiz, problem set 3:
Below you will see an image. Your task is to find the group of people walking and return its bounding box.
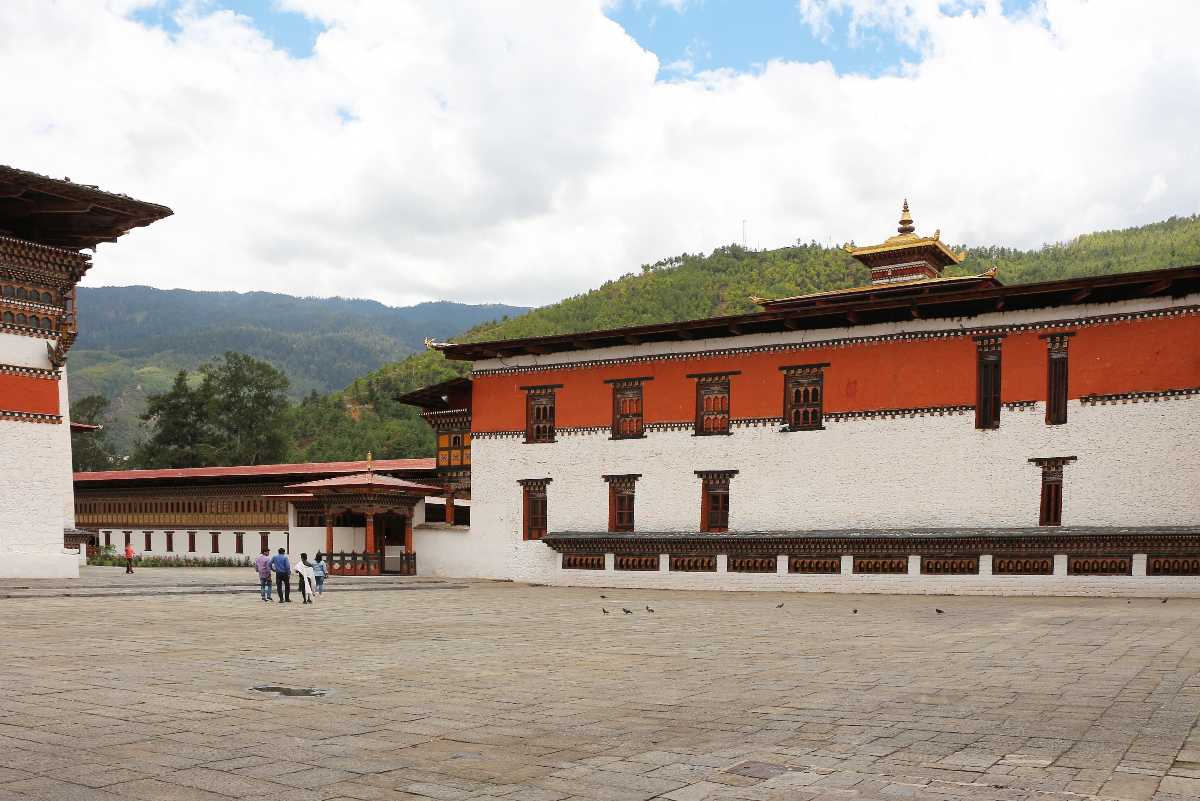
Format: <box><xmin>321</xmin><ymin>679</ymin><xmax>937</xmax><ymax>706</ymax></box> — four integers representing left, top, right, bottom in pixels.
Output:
<box><xmin>254</xmin><ymin>548</ymin><xmax>328</xmax><ymax>604</ymax></box>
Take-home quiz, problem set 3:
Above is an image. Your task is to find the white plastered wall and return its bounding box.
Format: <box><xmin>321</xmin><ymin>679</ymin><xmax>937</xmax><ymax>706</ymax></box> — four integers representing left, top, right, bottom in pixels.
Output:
<box><xmin>417</xmin><ymin>295</ymin><xmax>1200</xmax><ymax>595</ymax></box>
<box><xmin>0</xmin><ymin>332</ymin><xmax>78</xmax><ymax>578</ymax></box>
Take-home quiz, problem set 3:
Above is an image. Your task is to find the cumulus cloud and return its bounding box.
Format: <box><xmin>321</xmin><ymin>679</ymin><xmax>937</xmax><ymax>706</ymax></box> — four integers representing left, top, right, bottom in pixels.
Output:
<box><xmin>1</xmin><ymin>0</ymin><xmax>1198</xmax><ymax>307</ymax></box>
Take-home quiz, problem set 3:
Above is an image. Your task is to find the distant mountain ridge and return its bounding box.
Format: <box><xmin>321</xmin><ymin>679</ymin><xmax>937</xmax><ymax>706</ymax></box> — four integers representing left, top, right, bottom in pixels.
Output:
<box><xmin>70</xmin><ymin>286</ymin><xmax>526</xmax><ymax>451</ymax></box>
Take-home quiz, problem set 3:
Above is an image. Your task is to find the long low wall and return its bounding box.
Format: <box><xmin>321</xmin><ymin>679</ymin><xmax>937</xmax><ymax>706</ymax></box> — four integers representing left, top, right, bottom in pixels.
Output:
<box><xmin>536</xmin><ymin>552</ymin><xmax>1200</xmax><ymax>597</ymax></box>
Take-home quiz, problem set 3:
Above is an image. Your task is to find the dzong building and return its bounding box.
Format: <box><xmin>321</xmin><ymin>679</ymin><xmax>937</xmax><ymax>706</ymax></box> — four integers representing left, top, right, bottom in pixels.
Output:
<box><xmin>403</xmin><ymin>202</ymin><xmax>1200</xmax><ymax>595</ymax></box>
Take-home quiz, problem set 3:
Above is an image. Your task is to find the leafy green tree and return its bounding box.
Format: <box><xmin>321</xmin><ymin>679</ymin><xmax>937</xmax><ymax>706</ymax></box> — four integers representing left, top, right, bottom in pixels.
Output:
<box><xmin>70</xmin><ymin>395</ymin><xmax>118</xmax><ymax>471</ymax></box>
<box><xmin>133</xmin><ymin>353</ymin><xmax>291</xmax><ymax>468</ymax></box>
<box><xmin>200</xmin><ymin>352</ymin><xmax>291</xmax><ymax>465</ymax></box>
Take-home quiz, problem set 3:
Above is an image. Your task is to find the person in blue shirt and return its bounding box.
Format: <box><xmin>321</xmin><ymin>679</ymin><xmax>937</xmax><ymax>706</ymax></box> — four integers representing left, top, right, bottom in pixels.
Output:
<box><xmin>270</xmin><ymin>548</ymin><xmax>291</xmax><ymax>603</ymax></box>
<box><xmin>312</xmin><ymin>553</ymin><xmax>328</xmax><ymax>595</ymax></box>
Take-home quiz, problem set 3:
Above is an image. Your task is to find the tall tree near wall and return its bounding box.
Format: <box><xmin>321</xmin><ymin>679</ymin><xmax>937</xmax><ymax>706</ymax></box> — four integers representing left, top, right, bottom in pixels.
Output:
<box><xmin>133</xmin><ymin>371</ymin><xmax>219</xmax><ymax>468</ymax></box>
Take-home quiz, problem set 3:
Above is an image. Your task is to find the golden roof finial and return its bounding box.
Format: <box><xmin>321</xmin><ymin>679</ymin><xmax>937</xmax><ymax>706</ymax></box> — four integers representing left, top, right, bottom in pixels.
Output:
<box><xmin>898</xmin><ymin>198</ymin><xmax>915</xmax><ymax>236</ymax></box>
<box><xmin>366</xmin><ymin>451</ymin><xmax>374</xmax><ymax>473</ymax></box>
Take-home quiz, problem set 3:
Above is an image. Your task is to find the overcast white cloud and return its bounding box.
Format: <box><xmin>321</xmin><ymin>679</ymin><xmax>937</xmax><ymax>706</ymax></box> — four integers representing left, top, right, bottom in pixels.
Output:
<box><xmin>1</xmin><ymin>0</ymin><xmax>1198</xmax><ymax>307</ymax></box>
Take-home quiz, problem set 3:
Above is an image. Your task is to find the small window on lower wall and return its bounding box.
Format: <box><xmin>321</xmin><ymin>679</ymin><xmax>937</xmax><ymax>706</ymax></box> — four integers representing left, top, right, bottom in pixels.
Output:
<box><xmin>123</xmin><ymin>531</ymin><xmax>131</xmax><ymax>547</ymax></box>
<box><xmin>519</xmin><ymin>478</ymin><xmax>551</xmax><ymax>540</ymax></box>
<box><xmin>603</xmin><ymin>474</ymin><xmax>640</xmax><ymax>532</ymax></box>
<box><xmin>235</xmin><ymin>532</ymin><xmax>244</xmax><ymax>554</ymax></box>
<box><xmin>260</xmin><ymin>533</ymin><xmax>269</xmax><ymax>552</ymax></box>
<box><xmin>165</xmin><ymin>532</ymin><xmax>174</xmax><ymax>552</ymax></box>
<box><xmin>188</xmin><ymin>532</ymin><xmax>196</xmax><ymax>553</ymax></box>
<box><xmin>695</xmin><ymin>470</ymin><xmax>737</xmax><ymax>533</ymax></box>
<box><xmin>143</xmin><ymin>532</ymin><xmax>152</xmax><ymax>551</ymax></box>
<box><xmin>104</xmin><ymin>531</ymin><xmax>111</xmax><ymax>547</ymax></box>
<box><xmin>1029</xmin><ymin>456</ymin><xmax>1077</xmax><ymax>526</ymax></box>
<box><xmin>210</xmin><ymin>532</ymin><xmax>220</xmax><ymax>553</ymax></box>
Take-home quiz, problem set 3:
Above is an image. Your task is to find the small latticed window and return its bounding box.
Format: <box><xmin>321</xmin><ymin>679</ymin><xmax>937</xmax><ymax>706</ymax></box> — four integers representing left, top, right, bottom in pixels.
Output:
<box><xmin>604</xmin><ymin>474</ymin><xmax>641</xmax><ymax>532</ymax></box>
<box><xmin>1030</xmin><ymin>457</ymin><xmax>1076</xmax><ymax>526</ymax></box>
<box><xmin>696</xmin><ymin>470</ymin><xmax>737</xmax><ymax>533</ymax></box>
<box><xmin>519</xmin><ymin>478</ymin><xmax>551</xmax><ymax>540</ymax></box>
<box><xmin>607</xmin><ymin>378</ymin><xmax>649</xmax><ymax>439</ymax></box>
<box><xmin>523</xmin><ymin>385</ymin><xmax>560</xmax><ymax>443</ymax></box>
<box><xmin>975</xmin><ymin>335</ymin><xmax>1004</xmax><ymax>429</ymax></box>
<box><xmin>690</xmin><ymin>372</ymin><xmax>737</xmax><ymax>435</ymax></box>
<box><xmin>781</xmin><ymin>363</ymin><xmax>828</xmax><ymax>431</ymax></box>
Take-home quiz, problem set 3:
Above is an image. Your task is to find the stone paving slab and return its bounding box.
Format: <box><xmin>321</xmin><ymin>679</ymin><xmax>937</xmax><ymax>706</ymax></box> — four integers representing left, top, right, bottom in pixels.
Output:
<box><xmin>1</xmin><ymin>569</ymin><xmax>1199</xmax><ymax>800</ymax></box>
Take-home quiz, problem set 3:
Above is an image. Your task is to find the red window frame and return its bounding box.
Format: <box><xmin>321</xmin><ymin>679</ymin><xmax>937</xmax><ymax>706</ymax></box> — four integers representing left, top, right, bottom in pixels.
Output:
<box><xmin>519</xmin><ymin>479</ymin><xmax>551</xmax><ymax>540</ymax></box>
<box><xmin>188</xmin><ymin>532</ymin><xmax>196</xmax><ymax>553</ymax></box>
<box><xmin>260</xmin><ymin>532</ymin><xmax>270</xmax><ymax>552</ymax></box>
<box><xmin>210</xmin><ymin>532</ymin><xmax>220</xmax><ymax>553</ymax></box>
<box><xmin>691</xmin><ymin>373</ymin><xmax>735</xmax><ymax>435</ymax></box>
<box><xmin>696</xmin><ymin>471</ymin><xmax>737</xmax><ymax>533</ymax></box>
<box><xmin>1041</xmin><ymin>332</ymin><xmax>1074</xmax><ymax>426</ymax></box>
<box><xmin>781</xmin><ymin>363</ymin><xmax>828</xmax><ymax>431</ymax></box>
<box><xmin>165</xmin><ymin>532</ymin><xmax>174</xmax><ymax>552</ymax></box>
<box><xmin>1030</xmin><ymin>457</ymin><xmax>1076</xmax><ymax>527</ymax></box>
<box><xmin>235</xmin><ymin>532</ymin><xmax>244</xmax><ymax>554</ymax></box>
<box><xmin>143</xmin><ymin>532</ymin><xmax>152</xmax><ymax>551</ymax></box>
<box><xmin>606</xmin><ymin>378</ymin><xmax>650</xmax><ymax>439</ymax></box>
<box><xmin>523</xmin><ymin>386</ymin><xmax>560</xmax><ymax>444</ymax></box>
<box><xmin>975</xmin><ymin>335</ymin><xmax>1003</xmax><ymax>429</ymax></box>
<box><xmin>604</xmin><ymin>474</ymin><xmax>640</xmax><ymax>532</ymax></box>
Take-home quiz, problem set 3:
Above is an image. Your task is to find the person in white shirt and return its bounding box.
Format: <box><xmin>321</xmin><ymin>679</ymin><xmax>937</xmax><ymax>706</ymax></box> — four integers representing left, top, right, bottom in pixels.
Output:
<box><xmin>294</xmin><ymin>553</ymin><xmax>317</xmax><ymax>604</ymax></box>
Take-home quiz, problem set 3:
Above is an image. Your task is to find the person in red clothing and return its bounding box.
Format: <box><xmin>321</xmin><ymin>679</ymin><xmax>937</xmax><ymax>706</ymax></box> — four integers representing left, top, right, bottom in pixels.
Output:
<box><xmin>124</xmin><ymin>543</ymin><xmax>136</xmax><ymax>574</ymax></box>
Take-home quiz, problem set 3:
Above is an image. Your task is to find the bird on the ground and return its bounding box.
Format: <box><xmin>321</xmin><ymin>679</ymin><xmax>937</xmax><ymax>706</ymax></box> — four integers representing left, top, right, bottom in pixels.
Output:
<box><xmin>602</xmin><ymin>608</ymin><xmax>609</xmax><ymax>614</ymax></box>
<box><xmin>646</xmin><ymin>606</ymin><xmax>655</xmax><ymax>613</ymax></box>
<box><xmin>622</xmin><ymin>608</ymin><xmax>632</xmax><ymax>614</ymax></box>
<box><xmin>775</xmin><ymin>602</ymin><xmax>784</xmax><ymax>608</ymax></box>
<box><xmin>935</xmin><ymin>608</ymin><xmax>945</xmax><ymax>614</ymax></box>
<box><xmin>852</xmin><ymin>609</ymin><xmax>858</xmax><ymax>614</ymax></box>
<box><xmin>1162</xmin><ymin>598</ymin><xmax>1168</xmax><ymax>604</ymax></box>
<box><xmin>600</xmin><ymin>595</ymin><xmax>607</xmax><ymax>599</ymax></box>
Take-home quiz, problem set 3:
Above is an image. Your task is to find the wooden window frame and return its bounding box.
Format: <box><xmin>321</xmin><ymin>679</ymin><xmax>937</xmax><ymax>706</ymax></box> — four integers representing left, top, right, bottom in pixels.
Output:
<box><xmin>1030</xmin><ymin>457</ymin><xmax>1076</xmax><ymax>526</ymax></box>
<box><xmin>519</xmin><ymin>478</ymin><xmax>551</xmax><ymax>540</ymax></box>
<box><xmin>974</xmin><ymin>335</ymin><xmax>1004</xmax><ymax>430</ymax></box>
<box><xmin>780</xmin><ymin>363</ymin><xmax>829</xmax><ymax>431</ymax></box>
<box><xmin>1040</xmin><ymin>332</ymin><xmax>1074</xmax><ymax>425</ymax></box>
<box><xmin>522</xmin><ymin>385</ymin><xmax>561</xmax><ymax>444</ymax></box>
<box><xmin>123</xmin><ymin>531</ymin><xmax>131</xmax><ymax>547</ymax></box>
<box><xmin>188</xmin><ymin>532</ymin><xmax>196</xmax><ymax>553</ymax></box>
<box><xmin>603</xmin><ymin>474</ymin><xmax>641</xmax><ymax>532</ymax></box>
<box><xmin>143</xmin><ymin>531</ymin><xmax>152</xmax><ymax>551</ymax></box>
<box><xmin>689</xmin><ymin>371</ymin><xmax>739</xmax><ymax>436</ymax></box>
<box><xmin>696</xmin><ymin>470</ymin><xmax>737</xmax><ymax>533</ymax></box>
<box><xmin>210</xmin><ymin>532</ymin><xmax>220</xmax><ymax>554</ymax></box>
<box><xmin>260</xmin><ymin>532</ymin><xmax>270</xmax><ymax>552</ymax></box>
<box><xmin>165</xmin><ymin>531</ymin><xmax>174</xmax><ymax>552</ymax></box>
<box><xmin>103</xmin><ymin>531</ymin><xmax>111</xmax><ymax>547</ymax></box>
<box><xmin>235</xmin><ymin>532</ymin><xmax>244</xmax><ymax>554</ymax></box>
<box><xmin>605</xmin><ymin>377</ymin><xmax>652</xmax><ymax>439</ymax></box>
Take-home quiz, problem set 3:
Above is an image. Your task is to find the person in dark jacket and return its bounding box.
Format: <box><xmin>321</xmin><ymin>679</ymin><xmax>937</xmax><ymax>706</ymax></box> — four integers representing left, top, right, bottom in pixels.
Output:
<box><xmin>270</xmin><ymin>548</ymin><xmax>291</xmax><ymax>603</ymax></box>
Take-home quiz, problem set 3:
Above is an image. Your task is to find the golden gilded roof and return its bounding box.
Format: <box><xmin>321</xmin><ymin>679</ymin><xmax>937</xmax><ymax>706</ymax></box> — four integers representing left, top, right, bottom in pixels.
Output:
<box><xmin>842</xmin><ymin>199</ymin><xmax>965</xmax><ymax>265</ymax></box>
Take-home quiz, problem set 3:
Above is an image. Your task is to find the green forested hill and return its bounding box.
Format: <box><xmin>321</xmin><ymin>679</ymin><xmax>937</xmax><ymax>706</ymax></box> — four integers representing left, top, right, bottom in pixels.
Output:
<box><xmin>344</xmin><ymin>213</ymin><xmax>1200</xmax><ymax>419</ymax></box>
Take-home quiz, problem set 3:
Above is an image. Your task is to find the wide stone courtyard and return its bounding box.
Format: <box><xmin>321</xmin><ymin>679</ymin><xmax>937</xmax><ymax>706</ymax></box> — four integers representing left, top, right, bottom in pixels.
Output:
<box><xmin>2</xmin><ymin>568</ymin><xmax>1199</xmax><ymax>801</ymax></box>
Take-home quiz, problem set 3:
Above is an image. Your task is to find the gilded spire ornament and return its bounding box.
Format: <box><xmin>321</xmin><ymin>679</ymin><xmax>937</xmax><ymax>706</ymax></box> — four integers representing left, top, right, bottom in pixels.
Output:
<box><xmin>366</xmin><ymin>451</ymin><xmax>374</xmax><ymax>473</ymax></box>
<box><xmin>897</xmin><ymin>199</ymin><xmax>915</xmax><ymax>235</ymax></box>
